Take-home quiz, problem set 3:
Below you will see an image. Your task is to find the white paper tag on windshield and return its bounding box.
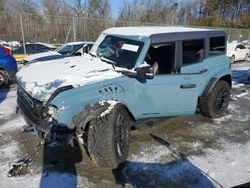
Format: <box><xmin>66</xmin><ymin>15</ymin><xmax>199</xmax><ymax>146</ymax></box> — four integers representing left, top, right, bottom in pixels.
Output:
<box><xmin>121</xmin><ymin>44</ymin><xmax>139</xmax><ymax>52</ymax></box>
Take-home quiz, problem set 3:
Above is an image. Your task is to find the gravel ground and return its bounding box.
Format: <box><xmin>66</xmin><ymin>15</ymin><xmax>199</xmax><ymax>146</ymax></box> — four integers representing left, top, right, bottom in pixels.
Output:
<box><xmin>0</xmin><ymin>61</ymin><xmax>250</xmax><ymax>188</ymax></box>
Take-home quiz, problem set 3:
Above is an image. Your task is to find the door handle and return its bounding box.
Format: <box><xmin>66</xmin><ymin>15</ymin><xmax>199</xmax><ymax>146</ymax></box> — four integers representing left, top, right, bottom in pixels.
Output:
<box><xmin>199</xmin><ymin>69</ymin><xmax>208</xmax><ymax>74</ymax></box>
<box><xmin>180</xmin><ymin>84</ymin><xmax>196</xmax><ymax>89</ymax></box>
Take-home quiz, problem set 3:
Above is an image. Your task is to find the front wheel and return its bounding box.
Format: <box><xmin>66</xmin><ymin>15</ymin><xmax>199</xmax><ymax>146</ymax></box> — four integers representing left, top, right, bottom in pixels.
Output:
<box><xmin>0</xmin><ymin>70</ymin><xmax>9</xmax><ymax>88</ymax></box>
<box><xmin>86</xmin><ymin>104</ymin><xmax>131</xmax><ymax>168</ymax></box>
<box><xmin>199</xmin><ymin>80</ymin><xmax>231</xmax><ymax>118</ymax></box>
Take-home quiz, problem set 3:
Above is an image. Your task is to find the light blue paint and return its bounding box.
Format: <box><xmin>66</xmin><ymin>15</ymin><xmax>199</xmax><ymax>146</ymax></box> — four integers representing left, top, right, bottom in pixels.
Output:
<box><xmin>19</xmin><ymin>31</ymin><xmax>231</xmax><ymax>130</ymax></box>
<box><xmin>50</xmin><ymin>52</ymin><xmax>230</xmax><ymax>128</ymax></box>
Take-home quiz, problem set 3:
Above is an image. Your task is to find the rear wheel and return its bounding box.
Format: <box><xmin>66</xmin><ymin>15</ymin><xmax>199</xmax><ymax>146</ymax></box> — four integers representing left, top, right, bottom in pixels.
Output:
<box><xmin>86</xmin><ymin>104</ymin><xmax>130</xmax><ymax>168</ymax></box>
<box><xmin>0</xmin><ymin>70</ymin><xmax>9</xmax><ymax>88</ymax></box>
<box><xmin>199</xmin><ymin>80</ymin><xmax>231</xmax><ymax>118</ymax></box>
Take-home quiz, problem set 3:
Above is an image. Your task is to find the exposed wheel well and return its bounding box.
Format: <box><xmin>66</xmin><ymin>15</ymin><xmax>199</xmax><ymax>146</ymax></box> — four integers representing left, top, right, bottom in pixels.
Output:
<box><xmin>75</xmin><ymin>101</ymin><xmax>135</xmax><ymax>133</ymax></box>
<box><xmin>219</xmin><ymin>74</ymin><xmax>232</xmax><ymax>88</ymax></box>
<box><xmin>122</xmin><ymin>105</ymin><xmax>135</xmax><ymax>122</ymax></box>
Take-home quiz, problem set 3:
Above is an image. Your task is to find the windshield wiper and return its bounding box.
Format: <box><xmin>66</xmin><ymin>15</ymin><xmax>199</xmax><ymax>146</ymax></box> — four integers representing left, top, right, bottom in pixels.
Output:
<box><xmin>90</xmin><ymin>52</ymin><xmax>117</xmax><ymax>69</ymax></box>
<box><xmin>100</xmin><ymin>57</ymin><xmax>117</xmax><ymax>69</ymax></box>
<box><xmin>89</xmin><ymin>52</ymin><xmax>96</xmax><ymax>58</ymax></box>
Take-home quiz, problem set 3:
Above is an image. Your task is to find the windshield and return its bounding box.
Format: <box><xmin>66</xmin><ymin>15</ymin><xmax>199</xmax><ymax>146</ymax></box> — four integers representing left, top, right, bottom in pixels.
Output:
<box><xmin>96</xmin><ymin>35</ymin><xmax>144</xmax><ymax>69</ymax></box>
<box><xmin>56</xmin><ymin>44</ymin><xmax>82</xmax><ymax>55</ymax></box>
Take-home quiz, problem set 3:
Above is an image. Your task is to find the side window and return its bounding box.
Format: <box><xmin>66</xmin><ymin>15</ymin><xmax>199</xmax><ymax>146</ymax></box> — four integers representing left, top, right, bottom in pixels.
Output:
<box><xmin>25</xmin><ymin>44</ymin><xmax>33</xmax><ymax>54</ymax></box>
<box><xmin>75</xmin><ymin>47</ymin><xmax>84</xmax><ymax>55</ymax></box>
<box><xmin>145</xmin><ymin>43</ymin><xmax>175</xmax><ymax>75</ymax></box>
<box><xmin>36</xmin><ymin>44</ymin><xmax>48</xmax><ymax>53</ymax></box>
<box><xmin>183</xmin><ymin>39</ymin><xmax>204</xmax><ymax>65</ymax></box>
<box><xmin>85</xmin><ymin>44</ymin><xmax>93</xmax><ymax>53</ymax></box>
<box><xmin>236</xmin><ymin>45</ymin><xmax>245</xmax><ymax>50</ymax></box>
<box><xmin>31</xmin><ymin>44</ymin><xmax>38</xmax><ymax>53</ymax></box>
<box><xmin>14</xmin><ymin>46</ymin><xmax>24</xmax><ymax>54</ymax></box>
<box><xmin>88</xmin><ymin>44</ymin><xmax>93</xmax><ymax>50</ymax></box>
<box><xmin>236</xmin><ymin>45</ymin><xmax>241</xmax><ymax>50</ymax></box>
<box><xmin>209</xmin><ymin>36</ymin><xmax>225</xmax><ymax>56</ymax></box>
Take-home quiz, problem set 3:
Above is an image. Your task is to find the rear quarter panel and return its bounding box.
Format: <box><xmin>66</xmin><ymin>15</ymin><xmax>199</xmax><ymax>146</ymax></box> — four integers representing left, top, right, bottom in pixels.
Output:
<box><xmin>199</xmin><ymin>55</ymin><xmax>231</xmax><ymax>95</ymax></box>
<box><xmin>181</xmin><ymin>54</ymin><xmax>230</xmax><ymax>97</ymax></box>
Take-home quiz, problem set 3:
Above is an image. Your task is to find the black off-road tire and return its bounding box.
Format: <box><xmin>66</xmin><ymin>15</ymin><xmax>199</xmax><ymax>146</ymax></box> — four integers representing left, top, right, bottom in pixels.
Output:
<box><xmin>0</xmin><ymin>70</ymin><xmax>9</xmax><ymax>88</ymax></box>
<box><xmin>86</xmin><ymin>104</ymin><xmax>130</xmax><ymax>168</ymax></box>
<box><xmin>199</xmin><ymin>80</ymin><xmax>231</xmax><ymax>118</ymax></box>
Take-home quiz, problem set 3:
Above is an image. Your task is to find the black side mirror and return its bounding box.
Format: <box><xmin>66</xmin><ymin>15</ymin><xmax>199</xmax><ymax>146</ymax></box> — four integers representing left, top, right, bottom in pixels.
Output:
<box><xmin>114</xmin><ymin>63</ymin><xmax>154</xmax><ymax>81</ymax></box>
<box><xmin>135</xmin><ymin>64</ymin><xmax>154</xmax><ymax>80</ymax></box>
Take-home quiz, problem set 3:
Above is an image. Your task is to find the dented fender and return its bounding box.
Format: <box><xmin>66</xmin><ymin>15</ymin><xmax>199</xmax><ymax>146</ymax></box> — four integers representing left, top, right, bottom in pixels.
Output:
<box><xmin>70</xmin><ymin>100</ymin><xmax>123</xmax><ymax>130</ymax></box>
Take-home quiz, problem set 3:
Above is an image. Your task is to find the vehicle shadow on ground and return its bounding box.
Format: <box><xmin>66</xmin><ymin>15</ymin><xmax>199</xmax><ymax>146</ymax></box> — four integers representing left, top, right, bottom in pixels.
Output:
<box><xmin>113</xmin><ymin>134</ymin><xmax>219</xmax><ymax>188</ymax></box>
<box><xmin>231</xmin><ymin>70</ymin><xmax>250</xmax><ymax>84</ymax></box>
<box><xmin>0</xmin><ymin>87</ymin><xmax>9</xmax><ymax>104</ymax></box>
<box><xmin>39</xmin><ymin>137</ymin><xmax>82</xmax><ymax>188</ymax></box>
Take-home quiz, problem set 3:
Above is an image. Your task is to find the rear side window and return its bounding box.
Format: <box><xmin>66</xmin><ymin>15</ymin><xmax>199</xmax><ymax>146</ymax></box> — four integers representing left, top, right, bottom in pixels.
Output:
<box><xmin>25</xmin><ymin>44</ymin><xmax>34</xmax><ymax>54</ymax></box>
<box><xmin>209</xmin><ymin>36</ymin><xmax>225</xmax><ymax>56</ymax></box>
<box><xmin>236</xmin><ymin>45</ymin><xmax>246</xmax><ymax>50</ymax></box>
<box><xmin>183</xmin><ymin>39</ymin><xmax>204</xmax><ymax>65</ymax></box>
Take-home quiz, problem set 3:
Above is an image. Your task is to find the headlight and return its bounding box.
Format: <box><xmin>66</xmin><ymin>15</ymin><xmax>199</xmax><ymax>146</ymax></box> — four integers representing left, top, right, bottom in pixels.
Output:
<box><xmin>47</xmin><ymin>105</ymin><xmax>58</xmax><ymax>119</ymax></box>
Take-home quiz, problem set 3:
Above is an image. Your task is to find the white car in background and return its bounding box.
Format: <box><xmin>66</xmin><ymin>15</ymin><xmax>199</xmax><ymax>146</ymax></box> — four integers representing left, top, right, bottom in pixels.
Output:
<box><xmin>8</xmin><ymin>41</ymin><xmax>21</xmax><ymax>49</ymax></box>
<box><xmin>0</xmin><ymin>40</ymin><xmax>9</xmax><ymax>47</ymax></box>
<box><xmin>227</xmin><ymin>42</ymin><xmax>249</xmax><ymax>63</ymax></box>
<box><xmin>24</xmin><ymin>41</ymin><xmax>93</xmax><ymax>63</ymax></box>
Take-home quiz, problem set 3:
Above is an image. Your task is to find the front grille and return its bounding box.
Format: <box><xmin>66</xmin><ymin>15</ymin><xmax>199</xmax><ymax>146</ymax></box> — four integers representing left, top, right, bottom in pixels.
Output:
<box><xmin>17</xmin><ymin>85</ymin><xmax>34</xmax><ymax>107</ymax></box>
<box><xmin>17</xmin><ymin>85</ymin><xmax>42</xmax><ymax>124</ymax></box>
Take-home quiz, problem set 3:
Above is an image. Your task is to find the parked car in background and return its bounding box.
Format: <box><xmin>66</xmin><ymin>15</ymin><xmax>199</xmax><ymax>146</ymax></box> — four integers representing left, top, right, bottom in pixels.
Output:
<box><xmin>0</xmin><ymin>45</ymin><xmax>17</xmax><ymax>88</ymax></box>
<box><xmin>242</xmin><ymin>40</ymin><xmax>250</xmax><ymax>49</ymax></box>
<box><xmin>0</xmin><ymin>40</ymin><xmax>9</xmax><ymax>47</ymax></box>
<box><xmin>8</xmin><ymin>41</ymin><xmax>21</xmax><ymax>49</ymax></box>
<box><xmin>227</xmin><ymin>42</ymin><xmax>249</xmax><ymax>63</ymax></box>
<box><xmin>24</xmin><ymin>41</ymin><xmax>94</xmax><ymax>63</ymax></box>
<box><xmin>12</xmin><ymin>42</ymin><xmax>57</xmax><ymax>63</ymax></box>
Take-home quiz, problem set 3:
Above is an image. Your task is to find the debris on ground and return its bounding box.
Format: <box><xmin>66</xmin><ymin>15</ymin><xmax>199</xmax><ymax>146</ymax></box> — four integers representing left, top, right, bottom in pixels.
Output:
<box><xmin>8</xmin><ymin>157</ymin><xmax>32</xmax><ymax>177</ymax></box>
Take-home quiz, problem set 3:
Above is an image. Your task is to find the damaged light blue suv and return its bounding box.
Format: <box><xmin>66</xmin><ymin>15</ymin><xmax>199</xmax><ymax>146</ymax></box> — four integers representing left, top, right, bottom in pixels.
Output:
<box><xmin>16</xmin><ymin>26</ymin><xmax>231</xmax><ymax>168</ymax></box>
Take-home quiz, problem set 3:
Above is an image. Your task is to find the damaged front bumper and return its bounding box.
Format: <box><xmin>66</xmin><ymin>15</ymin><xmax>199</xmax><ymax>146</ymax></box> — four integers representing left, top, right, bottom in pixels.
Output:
<box><xmin>16</xmin><ymin>85</ymin><xmax>74</xmax><ymax>144</ymax></box>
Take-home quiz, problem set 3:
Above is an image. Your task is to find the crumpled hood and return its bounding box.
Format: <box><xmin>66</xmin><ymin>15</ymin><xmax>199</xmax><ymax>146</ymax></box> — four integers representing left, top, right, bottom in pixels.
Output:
<box><xmin>25</xmin><ymin>51</ymin><xmax>60</xmax><ymax>62</ymax></box>
<box><xmin>17</xmin><ymin>55</ymin><xmax>121</xmax><ymax>101</ymax></box>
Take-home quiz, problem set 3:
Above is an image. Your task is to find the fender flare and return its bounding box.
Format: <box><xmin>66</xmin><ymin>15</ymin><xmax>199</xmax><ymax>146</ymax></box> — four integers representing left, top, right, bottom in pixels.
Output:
<box><xmin>201</xmin><ymin>75</ymin><xmax>231</xmax><ymax>97</ymax></box>
<box><xmin>70</xmin><ymin>100</ymin><xmax>131</xmax><ymax>130</ymax></box>
<box><xmin>201</xmin><ymin>77</ymin><xmax>218</xmax><ymax>97</ymax></box>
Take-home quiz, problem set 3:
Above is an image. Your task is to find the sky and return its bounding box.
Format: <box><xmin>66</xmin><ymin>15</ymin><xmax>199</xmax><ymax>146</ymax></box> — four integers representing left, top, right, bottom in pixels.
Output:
<box><xmin>109</xmin><ymin>0</ymin><xmax>130</xmax><ymax>18</ymax></box>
